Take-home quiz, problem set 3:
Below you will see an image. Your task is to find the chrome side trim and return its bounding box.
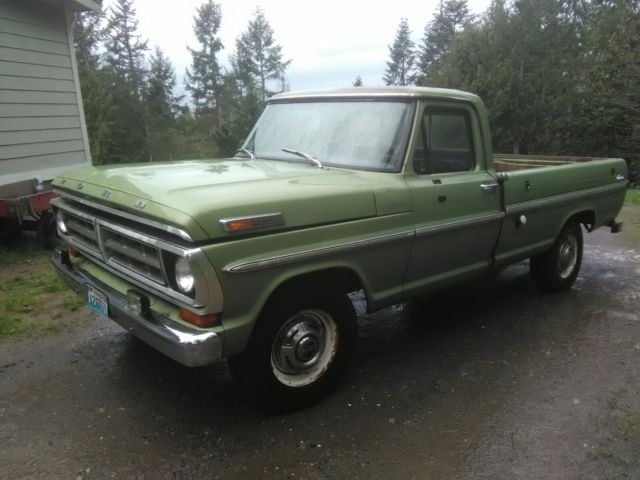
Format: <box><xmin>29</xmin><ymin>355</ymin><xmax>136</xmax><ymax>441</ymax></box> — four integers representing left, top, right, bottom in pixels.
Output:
<box><xmin>219</xmin><ymin>212</ymin><xmax>285</xmax><ymax>233</ymax></box>
<box><xmin>506</xmin><ymin>183</ymin><xmax>626</xmax><ymax>215</ymax></box>
<box><xmin>54</xmin><ymin>190</ymin><xmax>194</xmax><ymax>242</ymax></box>
<box><xmin>225</xmin><ymin>230</ymin><xmax>415</xmax><ymax>273</ymax></box>
<box><xmin>416</xmin><ymin>212</ymin><xmax>505</xmax><ymax>237</ymax></box>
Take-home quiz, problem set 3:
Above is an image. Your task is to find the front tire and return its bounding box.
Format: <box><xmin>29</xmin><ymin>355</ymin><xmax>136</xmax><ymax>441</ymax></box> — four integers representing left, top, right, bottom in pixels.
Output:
<box><xmin>530</xmin><ymin>220</ymin><xmax>583</xmax><ymax>293</ymax></box>
<box><xmin>229</xmin><ymin>286</ymin><xmax>357</xmax><ymax>411</ymax></box>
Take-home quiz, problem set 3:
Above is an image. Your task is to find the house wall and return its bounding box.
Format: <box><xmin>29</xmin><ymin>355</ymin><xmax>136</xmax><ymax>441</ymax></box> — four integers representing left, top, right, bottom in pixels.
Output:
<box><xmin>0</xmin><ymin>0</ymin><xmax>90</xmax><ymax>187</ymax></box>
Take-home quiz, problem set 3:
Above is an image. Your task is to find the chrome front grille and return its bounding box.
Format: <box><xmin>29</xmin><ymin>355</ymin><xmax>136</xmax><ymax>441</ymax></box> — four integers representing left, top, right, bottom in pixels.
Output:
<box><xmin>50</xmin><ymin>193</ymin><xmax>224</xmax><ymax>316</ymax></box>
<box><xmin>60</xmin><ymin>211</ymin><xmax>99</xmax><ymax>252</ymax></box>
<box><xmin>101</xmin><ymin>227</ymin><xmax>165</xmax><ymax>284</ymax></box>
<box><xmin>56</xmin><ymin>205</ymin><xmax>168</xmax><ymax>287</ymax></box>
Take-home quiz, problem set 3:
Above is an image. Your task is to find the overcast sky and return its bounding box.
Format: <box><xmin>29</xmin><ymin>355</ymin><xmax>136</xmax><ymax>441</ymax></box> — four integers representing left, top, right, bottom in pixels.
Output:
<box><xmin>104</xmin><ymin>0</ymin><xmax>491</xmax><ymax>93</ymax></box>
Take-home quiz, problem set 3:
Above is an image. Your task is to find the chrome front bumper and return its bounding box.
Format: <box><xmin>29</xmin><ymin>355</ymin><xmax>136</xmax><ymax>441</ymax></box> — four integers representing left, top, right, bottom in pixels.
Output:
<box><xmin>51</xmin><ymin>250</ymin><xmax>223</xmax><ymax>367</ymax></box>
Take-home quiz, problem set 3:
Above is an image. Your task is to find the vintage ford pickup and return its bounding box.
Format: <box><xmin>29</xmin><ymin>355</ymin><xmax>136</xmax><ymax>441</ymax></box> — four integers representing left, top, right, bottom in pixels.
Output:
<box><xmin>50</xmin><ymin>87</ymin><xmax>628</xmax><ymax>409</ymax></box>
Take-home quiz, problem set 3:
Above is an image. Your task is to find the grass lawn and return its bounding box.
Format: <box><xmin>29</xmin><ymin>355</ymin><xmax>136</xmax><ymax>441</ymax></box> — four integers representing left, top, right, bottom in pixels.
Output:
<box><xmin>0</xmin><ymin>238</ymin><xmax>85</xmax><ymax>337</ymax></box>
<box><xmin>626</xmin><ymin>189</ymin><xmax>640</xmax><ymax>204</ymax></box>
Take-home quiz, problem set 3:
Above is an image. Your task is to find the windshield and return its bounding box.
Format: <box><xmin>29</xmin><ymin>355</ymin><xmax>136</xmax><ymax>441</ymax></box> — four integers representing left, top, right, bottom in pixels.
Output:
<box><xmin>243</xmin><ymin>100</ymin><xmax>414</xmax><ymax>172</ymax></box>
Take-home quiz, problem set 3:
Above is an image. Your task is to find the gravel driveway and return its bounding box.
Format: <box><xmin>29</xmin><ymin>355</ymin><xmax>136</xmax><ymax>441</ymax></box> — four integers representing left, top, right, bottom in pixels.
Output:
<box><xmin>1</xmin><ymin>205</ymin><xmax>639</xmax><ymax>479</ymax></box>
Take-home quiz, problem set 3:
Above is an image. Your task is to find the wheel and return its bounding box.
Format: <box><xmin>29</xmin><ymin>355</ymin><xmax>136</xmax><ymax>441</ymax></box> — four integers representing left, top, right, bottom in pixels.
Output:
<box><xmin>530</xmin><ymin>220</ymin><xmax>583</xmax><ymax>293</ymax></box>
<box><xmin>229</xmin><ymin>286</ymin><xmax>357</xmax><ymax>411</ymax></box>
<box><xmin>37</xmin><ymin>211</ymin><xmax>59</xmax><ymax>250</ymax></box>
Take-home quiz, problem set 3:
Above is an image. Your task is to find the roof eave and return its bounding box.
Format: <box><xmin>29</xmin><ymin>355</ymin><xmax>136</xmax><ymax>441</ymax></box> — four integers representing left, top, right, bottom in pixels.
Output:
<box><xmin>63</xmin><ymin>0</ymin><xmax>101</xmax><ymax>13</ymax></box>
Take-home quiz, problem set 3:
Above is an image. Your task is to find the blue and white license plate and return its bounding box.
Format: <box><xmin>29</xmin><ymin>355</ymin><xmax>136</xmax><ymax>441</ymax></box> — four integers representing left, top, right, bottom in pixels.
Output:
<box><xmin>87</xmin><ymin>285</ymin><xmax>109</xmax><ymax>319</ymax></box>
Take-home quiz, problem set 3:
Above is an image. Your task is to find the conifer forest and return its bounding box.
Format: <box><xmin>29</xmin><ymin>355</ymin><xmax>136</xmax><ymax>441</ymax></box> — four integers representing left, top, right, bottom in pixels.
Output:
<box><xmin>76</xmin><ymin>0</ymin><xmax>638</xmax><ymax>181</ymax></box>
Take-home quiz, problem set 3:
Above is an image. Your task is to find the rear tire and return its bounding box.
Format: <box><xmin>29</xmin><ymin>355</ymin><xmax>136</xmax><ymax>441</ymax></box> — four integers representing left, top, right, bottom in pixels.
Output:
<box><xmin>229</xmin><ymin>286</ymin><xmax>357</xmax><ymax>412</ymax></box>
<box><xmin>530</xmin><ymin>220</ymin><xmax>583</xmax><ymax>293</ymax></box>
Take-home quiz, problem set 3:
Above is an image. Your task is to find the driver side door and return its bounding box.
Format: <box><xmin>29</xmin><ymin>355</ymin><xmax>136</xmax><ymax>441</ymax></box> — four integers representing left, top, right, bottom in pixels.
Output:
<box><xmin>403</xmin><ymin>102</ymin><xmax>502</xmax><ymax>297</ymax></box>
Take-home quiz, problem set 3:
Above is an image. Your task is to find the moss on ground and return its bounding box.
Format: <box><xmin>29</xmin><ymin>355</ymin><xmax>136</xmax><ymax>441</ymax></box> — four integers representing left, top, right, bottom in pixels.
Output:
<box><xmin>589</xmin><ymin>389</ymin><xmax>640</xmax><ymax>473</ymax></box>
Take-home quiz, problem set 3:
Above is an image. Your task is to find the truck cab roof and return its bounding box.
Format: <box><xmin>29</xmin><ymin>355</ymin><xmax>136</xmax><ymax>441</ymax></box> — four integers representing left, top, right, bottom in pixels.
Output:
<box><xmin>269</xmin><ymin>86</ymin><xmax>483</xmax><ymax>105</ymax></box>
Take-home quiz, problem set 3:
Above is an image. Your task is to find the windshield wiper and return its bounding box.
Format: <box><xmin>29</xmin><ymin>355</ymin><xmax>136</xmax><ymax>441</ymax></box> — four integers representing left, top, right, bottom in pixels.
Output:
<box><xmin>235</xmin><ymin>148</ymin><xmax>255</xmax><ymax>160</ymax></box>
<box><xmin>281</xmin><ymin>148</ymin><xmax>322</xmax><ymax>168</ymax></box>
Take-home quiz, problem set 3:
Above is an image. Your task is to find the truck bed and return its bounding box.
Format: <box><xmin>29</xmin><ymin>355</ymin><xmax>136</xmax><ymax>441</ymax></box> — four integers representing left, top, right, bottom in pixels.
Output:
<box><xmin>494</xmin><ymin>154</ymin><xmax>607</xmax><ymax>172</ymax></box>
<box><xmin>493</xmin><ymin>154</ymin><xmax>627</xmax><ymax>267</ymax></box>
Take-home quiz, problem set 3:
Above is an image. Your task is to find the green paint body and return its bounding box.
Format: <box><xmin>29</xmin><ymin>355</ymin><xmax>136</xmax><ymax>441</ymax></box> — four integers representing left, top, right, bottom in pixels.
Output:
<box><xmin>52</xmin><ymin>88</ymin><xmax>628</xmax><ymax>358</ymax></box>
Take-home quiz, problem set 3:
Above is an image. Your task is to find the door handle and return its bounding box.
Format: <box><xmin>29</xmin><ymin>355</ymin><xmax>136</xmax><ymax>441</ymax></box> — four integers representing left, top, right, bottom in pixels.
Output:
<box><xmin>480</xmin><ymin>182</ymin><xmax>499</xmax><ymax>191</ymax></box>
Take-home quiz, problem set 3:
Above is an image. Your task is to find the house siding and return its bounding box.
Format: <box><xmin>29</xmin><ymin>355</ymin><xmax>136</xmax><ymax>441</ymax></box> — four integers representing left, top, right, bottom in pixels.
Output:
<box><xmin>0</xmin><ymin>0</ymin><xmax>90</xmax><ymax>186</ymax></box>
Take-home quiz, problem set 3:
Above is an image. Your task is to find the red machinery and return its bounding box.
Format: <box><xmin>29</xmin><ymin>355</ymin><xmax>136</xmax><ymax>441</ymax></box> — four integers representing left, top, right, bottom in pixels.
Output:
<box><xmin>0</xmin><ymin>178</ymin><xmax>58</xmax><ymax>248</ymax></box>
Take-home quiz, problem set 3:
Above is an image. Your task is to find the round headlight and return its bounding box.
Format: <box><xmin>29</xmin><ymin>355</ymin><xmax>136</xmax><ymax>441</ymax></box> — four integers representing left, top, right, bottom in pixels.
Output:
<box><xmin>175</xmin><ymin>257</ymin><xmax>195</xmax><ymax>294</ymax></box>
<box><xmin>56</xmin><ymin>214</ymin><xmax>67</xmax><ymax>234</ymax></box>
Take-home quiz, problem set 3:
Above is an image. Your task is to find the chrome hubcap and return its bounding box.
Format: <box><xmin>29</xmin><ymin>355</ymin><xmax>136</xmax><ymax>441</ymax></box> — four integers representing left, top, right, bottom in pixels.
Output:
<box><xmin>271</xmin><ymin>309</ymin><xmax>338</xmax><ymax>387</ymax></box>
<box><xmin>558</xmin><ymin>233</ymin><xmax>578</xmax><ymax>279</ymax></box>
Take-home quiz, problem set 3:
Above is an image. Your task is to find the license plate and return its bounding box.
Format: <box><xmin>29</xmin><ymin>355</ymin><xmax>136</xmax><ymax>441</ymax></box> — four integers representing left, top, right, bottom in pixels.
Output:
<box><xmin>87</xmin><ymin>285</ymin><xmax>109</xmax><ymax>319</ymax></box>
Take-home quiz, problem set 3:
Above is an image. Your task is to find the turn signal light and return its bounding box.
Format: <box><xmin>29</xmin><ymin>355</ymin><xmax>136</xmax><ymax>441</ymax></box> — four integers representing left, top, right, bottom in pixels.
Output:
<box><xmin>179</xmin><ymin>308</ymin><xmax>219</xmax><ymax>328</ymax></box>
<box><xmin>226</xmin><ymin>219</ymin><xmax>256</xmax><ymax>232</ymax></box>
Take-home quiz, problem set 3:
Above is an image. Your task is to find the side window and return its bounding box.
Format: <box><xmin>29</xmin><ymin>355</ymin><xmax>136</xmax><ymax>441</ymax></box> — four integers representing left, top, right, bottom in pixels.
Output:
<box><xmin>413</xmin><ymin>109</ymin><xmax>475</xmax><ymax>175</ymax></box>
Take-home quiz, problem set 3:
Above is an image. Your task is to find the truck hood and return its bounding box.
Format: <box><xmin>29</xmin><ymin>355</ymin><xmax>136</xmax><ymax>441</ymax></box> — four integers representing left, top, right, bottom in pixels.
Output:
<box><xmin>53</xmin><ymin>159</ymin><xmax>400</xmax><ymax>242</ymax></box>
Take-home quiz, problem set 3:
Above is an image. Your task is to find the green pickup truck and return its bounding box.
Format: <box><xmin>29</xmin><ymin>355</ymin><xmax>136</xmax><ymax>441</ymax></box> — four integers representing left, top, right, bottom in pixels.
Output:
<box><xmin>51</xmin><ymin>87</ymin><xmax>627</xmax><ymax>409</ymax></box>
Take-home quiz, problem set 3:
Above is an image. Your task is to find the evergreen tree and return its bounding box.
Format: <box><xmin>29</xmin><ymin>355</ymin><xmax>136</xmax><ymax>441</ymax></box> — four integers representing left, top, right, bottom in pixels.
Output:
<box><xmin>432</xmin><ymin>0</ymin><xmax>583</xmax><ymax>153</ymax></box>
<box><xmin>428</xmin><ymin>0</ymin><xmax>640</xmax><ymax>172</ymax></box>
<box><xmin>505</xmin><ymin>0</ymin><xmax>581</xmax><ymax>154</ymax></box>
<box><xmin>103</xmin><ymin>0</ymin><xmax>150</xmax><ymax>162</ymax></box>
<box><xmin>444</xmin><ymin>0</ymin><xmax>471</xmax><ymax>27</ymax></box>
<box><xmin>74</xmin><ymin>9</ymin><xmax>102</xmax><ymax>70</ymax></box>
<box><xmin>579</xmin><ymin>0</ymin><xmax>640</xmax><ymax>180</ymax></box>
<box><xmin>73</xmin><ymin>10</ymin><xmax>114</xmax><ymax>165</ymax></box>
<box><xmin>145</xmin><ymin>46</ymin><xmax>183</xmax><ymax>161</ymax></box>
<box><xmin>185</xmin><ymin>0</ymin><xmax>224</xmax><ymax>114</ymax></box>
<box><xmin>69</xmin><ymin>1</ymin><xmax>638</xmax><ymax>182</ymax></box>
<box><xmin>416</xmin><ymin>0</ymin><xmax>471</xmax><ymax>85</ymax></box>
<box><xmin>383</xmin><ymin>18</ymin><xmax>415</xmax><ymax>86</ymax></box>
<box><xmin>438</xmin><ymin>0</ymin><xmax>515</xmax><ymax>151</ymax></box>
<box><xmin>104</xmin><ymin>0</ymin><xmax>148</xmax><ymax>98</ymax></box>
<box><xmin>146</xmin><ymin>47</ymin><xmax>180</xmax><ymax>123</ymax></box>
<box><xmin>212</xmin><ymin>66</ymin><xmax>264</xmax><ymax>156</ymax></box>
<box><xmin>353</xmin><ymin>75</ymin><xmax>363</xmax><ymax>86</ymax></box>
<box><xmin>278</xmin><ymin>72</ymin><xmax>290</xmax><ymax>93</ymax></box>
<box><xmin>235</xmin><ymin>7</ymin><xmax>290</xmax><ymax>102</ymax></box>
